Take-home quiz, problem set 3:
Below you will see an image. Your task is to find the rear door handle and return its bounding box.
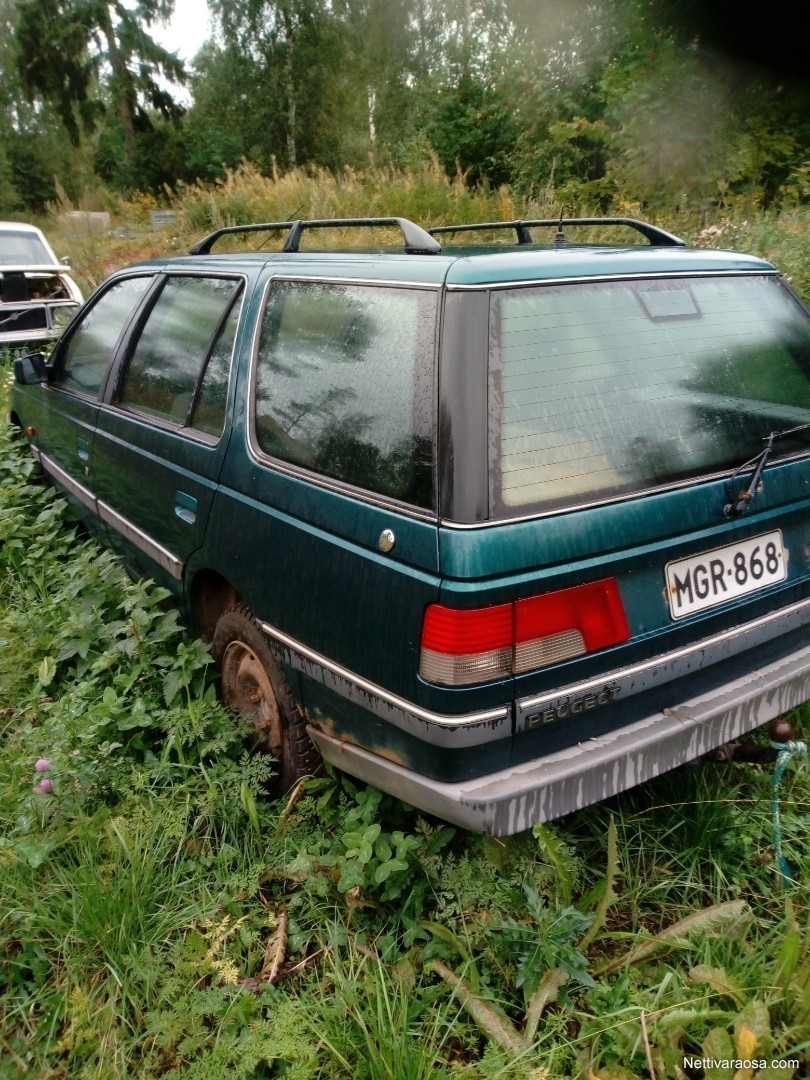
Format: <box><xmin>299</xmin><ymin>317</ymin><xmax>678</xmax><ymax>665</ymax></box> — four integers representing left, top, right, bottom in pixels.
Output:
<box><xmin>174</xmin><ymin>490</ymin><xmax>198</xmax><ymax>524</ymax></box>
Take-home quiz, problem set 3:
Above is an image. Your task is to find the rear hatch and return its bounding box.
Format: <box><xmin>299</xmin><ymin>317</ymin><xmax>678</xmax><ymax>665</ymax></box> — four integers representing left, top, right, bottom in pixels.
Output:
<box><xmin>433</xmin><ymin>262</ymin><xmax>810</xmax><ymax>764</ymax></box>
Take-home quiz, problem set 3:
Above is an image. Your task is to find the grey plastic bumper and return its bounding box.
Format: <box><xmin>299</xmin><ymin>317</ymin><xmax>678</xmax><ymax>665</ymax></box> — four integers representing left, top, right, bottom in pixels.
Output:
<box><xmin>307</xmin><ymin>639</ymin><xmax>810</xmax><ymax>835</ymax></box>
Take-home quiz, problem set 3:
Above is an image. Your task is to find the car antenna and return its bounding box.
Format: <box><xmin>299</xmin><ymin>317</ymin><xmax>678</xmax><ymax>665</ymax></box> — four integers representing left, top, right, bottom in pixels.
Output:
<box><xmin>554</xmin><ymin>207</ymin><xmax>566</xmax><ymax>246</ymax></box>
<box><xmin>255</xmin><ymin>205</ymin><xmax>306</xmax><ymax>250</ymax></box>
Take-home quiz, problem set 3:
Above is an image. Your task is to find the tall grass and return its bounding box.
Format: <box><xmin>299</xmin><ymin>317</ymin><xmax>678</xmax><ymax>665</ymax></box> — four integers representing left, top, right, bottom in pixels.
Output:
<box><xmin>44</xmin><ymin>162</ymin><xmax>810</xmax><ymax>304</ymax></box>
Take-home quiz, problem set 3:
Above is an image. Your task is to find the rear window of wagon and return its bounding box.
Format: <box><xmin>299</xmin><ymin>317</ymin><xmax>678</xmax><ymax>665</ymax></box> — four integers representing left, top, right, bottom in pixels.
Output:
<box><xmin>488</xmin><ymin>274</ymin><xmax>810</xmax><ymax>516</ymax></box>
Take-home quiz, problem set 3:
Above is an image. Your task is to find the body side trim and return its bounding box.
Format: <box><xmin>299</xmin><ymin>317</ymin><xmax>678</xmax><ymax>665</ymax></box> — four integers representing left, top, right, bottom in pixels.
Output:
<box><xmin>259</xmin><ymin>618</ymin><xmax>510</xmax><ymax>735</ymax></box>
<box><xmin>517</xmin><ymin>595</ymin><xmax>810</xmax><ymax>718</ymax></box>
<box><xmin>309</xmin><ymin>637</ymin><xmax>810</xmax><ymax>834</ymax></box>
<box><xmin>446</xmin><ymin>268</ymin><xmax>779</xmax><ymax>291</ymax></box>
<box><xmin>97</xmin><ymin>499</ymin><xmax>183</xmax><ymax>579</ymax></box>
<box><xmin>266</xmin><ymin>274</ymin><xmax>443</xmax><ymax>289</ymax></box>
<box><xmin>37</xmin><ymin>449</ymin><xmax>97</xmax><ymax>513</ymax></box>
<box><xmin>261</xmin><ymin>597</ymin><xmax>810</xmax><ymax>742</ymax></box>
<box><xmin>436</xmin><ymin>446</ymin><xmax>810</xmax><ymax>527</ymax></box>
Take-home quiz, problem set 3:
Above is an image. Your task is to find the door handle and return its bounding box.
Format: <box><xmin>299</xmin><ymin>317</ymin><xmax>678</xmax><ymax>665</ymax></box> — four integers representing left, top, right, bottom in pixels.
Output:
<box><xmin>174</xmin><ymin>490</ymin><xmax>198</xmax><ymax>524</ymax></box>
<box><xmin>77</xmin><ymin>436</ymin><xmax>90</xmax><ymax>462</ymax></box>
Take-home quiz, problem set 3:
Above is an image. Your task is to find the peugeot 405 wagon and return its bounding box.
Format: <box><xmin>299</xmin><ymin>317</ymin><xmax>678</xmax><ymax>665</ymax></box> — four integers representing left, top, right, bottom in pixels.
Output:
<box><xmin>9</xmin><ymin>215</ymin><xmax>810</xmax><ymax>835</ymax></box>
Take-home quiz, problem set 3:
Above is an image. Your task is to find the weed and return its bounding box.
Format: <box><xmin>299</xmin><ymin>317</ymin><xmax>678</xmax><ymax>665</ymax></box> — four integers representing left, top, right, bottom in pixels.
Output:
<box><xmin>310</xmin><ymin>938</ymin><xmax>464</xmax><ymax>1079</ymax></box>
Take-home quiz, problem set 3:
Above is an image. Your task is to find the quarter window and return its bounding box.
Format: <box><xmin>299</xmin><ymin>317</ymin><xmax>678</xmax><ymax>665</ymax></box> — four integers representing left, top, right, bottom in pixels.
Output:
<box><xmin>117</xmin><ymin>275</ymin><xmax>241</xmax><ymax>435</ymax></box>
<box><xmin>55</xmin><ymin>276</ymin><xmax>151</xmax><ymax>396</ymax></box>
<box><xmin>255</xmin><ymin>281</ymin><xmax>435</xmax><ymax>507</ymax></box>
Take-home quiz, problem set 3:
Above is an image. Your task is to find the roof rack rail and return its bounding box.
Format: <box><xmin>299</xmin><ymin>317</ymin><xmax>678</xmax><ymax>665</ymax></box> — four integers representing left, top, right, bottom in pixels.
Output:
<box><xmin>428</xmin><ymin>217</ymin><xmax>685</xmax><ymax>248</ymax></box>
<box><xmin>190</xmin><ymin>221</ymin><xmax>295</xmax><ymax>255</ymax></box>
<box><xmin>190</xmin><ymin>217</ymin><xmax>442</xmax><ymax>256</ymax></box>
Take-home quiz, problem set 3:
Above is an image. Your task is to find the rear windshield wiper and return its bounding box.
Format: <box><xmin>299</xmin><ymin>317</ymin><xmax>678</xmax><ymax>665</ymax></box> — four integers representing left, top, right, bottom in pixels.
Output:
<box><xmin>724</xmin><ymin>423</ymin><xmax>810</xmax><ymax>518</ymax></box>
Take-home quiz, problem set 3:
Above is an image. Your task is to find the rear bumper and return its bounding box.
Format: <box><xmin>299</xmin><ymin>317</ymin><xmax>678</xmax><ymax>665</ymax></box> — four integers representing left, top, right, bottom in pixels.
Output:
<box><xmin>307</xmin><ymin>637</ymin><xmax>810</xmax><ymax>835</ymax></box>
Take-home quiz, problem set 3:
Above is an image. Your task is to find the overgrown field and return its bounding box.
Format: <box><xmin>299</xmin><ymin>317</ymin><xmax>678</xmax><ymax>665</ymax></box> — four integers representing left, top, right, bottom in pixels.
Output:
<box><xmin>1</xmin><ymin>177</ymin><xmax>809</xmax><ymax>1079</ymax></box>
<box><xmin>46</xmin><ymin>162</ymin><xmax>810</xmax><ymax>303</ymax></box>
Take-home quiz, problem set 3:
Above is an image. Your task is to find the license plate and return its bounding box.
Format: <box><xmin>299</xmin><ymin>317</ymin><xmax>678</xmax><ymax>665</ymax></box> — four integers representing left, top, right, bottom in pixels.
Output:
<box><xmin>666</xmin><ymin>530</ymin><xmax>787</xmax><ymax>619</ymax></box>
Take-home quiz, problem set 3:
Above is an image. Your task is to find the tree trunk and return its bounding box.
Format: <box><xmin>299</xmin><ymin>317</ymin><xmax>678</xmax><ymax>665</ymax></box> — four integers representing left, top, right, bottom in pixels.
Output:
<box><xmin>282</xmin><ymin>5</ymin><xmax>297</xmax><ymax>170</ymax></box>
<box><xmin>97</xmin><ymin>1</ymin><xmax>137</xmax><ymax>174</ymax></box>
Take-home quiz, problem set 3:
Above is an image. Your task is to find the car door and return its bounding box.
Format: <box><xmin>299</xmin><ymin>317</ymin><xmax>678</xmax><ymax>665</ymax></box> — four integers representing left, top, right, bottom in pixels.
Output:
<box><xmin>92</xmin><ymin>272</ymin><xmax>244</xmax><ymax>594</ymax></box>
<box><xmin>24</xmin><ymin>274</ymin><xmax>154</xmax><ymax>533</ymax></box>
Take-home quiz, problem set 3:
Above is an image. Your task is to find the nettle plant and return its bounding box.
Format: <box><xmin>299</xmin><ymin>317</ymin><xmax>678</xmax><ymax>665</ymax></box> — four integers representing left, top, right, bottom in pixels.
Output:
<box><xmin>0</xmin><ymin>416</ymin><xmax>264</xmax><ymax>858</ymax></box>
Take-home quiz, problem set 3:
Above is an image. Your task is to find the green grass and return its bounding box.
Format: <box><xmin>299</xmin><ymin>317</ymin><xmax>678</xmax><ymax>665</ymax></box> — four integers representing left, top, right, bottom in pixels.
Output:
<box><xmin>2</xmin><ymin>182</ymin><xmax>810</xmax><ymax>1078</ymax></box>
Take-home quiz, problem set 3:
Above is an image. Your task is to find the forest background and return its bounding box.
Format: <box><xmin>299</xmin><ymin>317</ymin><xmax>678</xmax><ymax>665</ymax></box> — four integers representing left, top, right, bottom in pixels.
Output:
<box><xmin>1</xmin><ymin>0</ymin><xmax>809</xmax><ymax>223</ymax></box>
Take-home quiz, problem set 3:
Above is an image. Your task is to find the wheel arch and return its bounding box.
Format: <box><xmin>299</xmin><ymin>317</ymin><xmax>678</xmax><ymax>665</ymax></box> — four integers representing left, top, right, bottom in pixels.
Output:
<box><xmin>188</xmin><ymin>567</ymin><xmax>243</xmax><ymax>641</ymax></box>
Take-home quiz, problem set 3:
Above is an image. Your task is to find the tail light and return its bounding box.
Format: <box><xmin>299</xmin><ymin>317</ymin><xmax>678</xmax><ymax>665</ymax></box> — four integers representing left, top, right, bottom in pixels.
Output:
<box><xmin>420</xmin><ymin>578</ymin><xmax>630</xmax><ymax>686</ymax></box>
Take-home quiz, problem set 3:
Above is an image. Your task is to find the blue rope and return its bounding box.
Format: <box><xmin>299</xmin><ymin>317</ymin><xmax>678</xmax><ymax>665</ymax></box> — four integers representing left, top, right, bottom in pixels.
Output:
<box><xmin>769</xmin><ymin>739</ymin><xmax>807</xmax><ymax>886</ymax></box>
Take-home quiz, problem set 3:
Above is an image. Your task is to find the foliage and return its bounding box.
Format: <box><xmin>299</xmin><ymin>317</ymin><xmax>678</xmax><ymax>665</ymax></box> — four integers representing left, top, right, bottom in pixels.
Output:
<box><xmin>310</xmin><ymin>941</ymin><xmax>464</xmax><ymax>1079</ymax></box>
<box><xmin>4</xmin><ymin>0</ymin><xmax>810</xmax><ymax>209</ymax></box>
<box><xmin>494</xmin><ymin>882</ymin><xmax>595</xmax><ymax>1000</ymax></box>
<box><xmin>13</xmin><ymin>0</ymin><xmax>186</xmax><ymax>192</ymax></box>
<box><xmin>421</xmin><ymin>72</ymin><xmax>518</xmax><ymax>188</ymax></box>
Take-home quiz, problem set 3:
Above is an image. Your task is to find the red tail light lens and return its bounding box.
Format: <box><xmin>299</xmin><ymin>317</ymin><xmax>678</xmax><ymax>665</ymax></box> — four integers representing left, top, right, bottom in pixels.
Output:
<box><xmin>420</xmin><ymin>602</ymin><xmax>513</xmax><ymax>686</ymax></box>
<box><xmin>513</xmin><ymin>579</ymin><xmax>630</xmax><ymax>674</ymax></box>
<box><xmin>420</xmin><ymin>578</ymin><xmax>630</xmax><ymax>686</ymax></box>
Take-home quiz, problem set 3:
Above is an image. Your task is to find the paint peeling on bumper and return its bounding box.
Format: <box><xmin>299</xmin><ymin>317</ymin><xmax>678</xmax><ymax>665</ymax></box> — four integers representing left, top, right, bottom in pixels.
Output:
<box><xmin>307</xmin><ymin>639</ymin><xmax>810</xmax><ymax>836</ymax></box>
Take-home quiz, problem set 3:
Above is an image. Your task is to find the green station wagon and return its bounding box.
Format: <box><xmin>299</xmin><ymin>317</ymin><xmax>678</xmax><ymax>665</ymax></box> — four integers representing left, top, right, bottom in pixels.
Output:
<box><xmin>9</xmin><ymin>216</ymin><xmax>810</xmax><ymax>835</ymax></box>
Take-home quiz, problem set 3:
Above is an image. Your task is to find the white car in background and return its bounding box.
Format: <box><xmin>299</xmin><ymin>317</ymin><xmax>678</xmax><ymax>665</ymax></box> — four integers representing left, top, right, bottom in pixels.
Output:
<box><xmin>1</xmin><ymin>222</ymin><xmax>83</xmax><ymax>354</ymax></box>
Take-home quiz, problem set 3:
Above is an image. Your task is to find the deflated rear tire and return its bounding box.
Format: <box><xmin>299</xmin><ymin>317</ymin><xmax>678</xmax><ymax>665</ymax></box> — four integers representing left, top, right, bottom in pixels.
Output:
<box><xmin>212</xmin><ymin>604</ymin><xmax>321</xmax><ymax>793</ymax></box>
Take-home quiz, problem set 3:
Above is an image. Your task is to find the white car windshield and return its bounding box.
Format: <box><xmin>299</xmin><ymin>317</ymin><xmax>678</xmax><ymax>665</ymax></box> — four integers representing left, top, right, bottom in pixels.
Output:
<box><xmin>0</xmin><ymin>228</ymin><xmax>54</xmax><ymax>265</ymax></box>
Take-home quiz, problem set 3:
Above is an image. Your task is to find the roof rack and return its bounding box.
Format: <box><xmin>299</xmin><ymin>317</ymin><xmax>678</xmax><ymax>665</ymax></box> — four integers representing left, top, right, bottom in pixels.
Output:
<box><xmin>428</xmin><ymin>217</ymin><xmax>685</xmax><ymax>248</ymax></box>
<box><xmin>189</xmin><ymin>217</ymin><xmax>442</xmax><ymax>256</ymax></box>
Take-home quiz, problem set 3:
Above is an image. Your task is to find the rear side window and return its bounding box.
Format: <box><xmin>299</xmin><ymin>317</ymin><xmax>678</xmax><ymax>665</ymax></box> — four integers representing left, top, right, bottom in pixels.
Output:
<box><xmin>489</xmin><ymin>275</ymin><xmax>810</xmax><ymax>515</ymax></box>
<box><xmin>55</xmin><ymin>276</ymin><xmax>151</xmax><ymax>396</ymax></box>
<box><xmin>118</xmin><ymin>275</ymin><xmax>241</xmax><ymax>435</ymax></box>
<box><xmin>254</xmin><ymin>281</ymin><xmax>435</xmax><ymax>508</ymax></box>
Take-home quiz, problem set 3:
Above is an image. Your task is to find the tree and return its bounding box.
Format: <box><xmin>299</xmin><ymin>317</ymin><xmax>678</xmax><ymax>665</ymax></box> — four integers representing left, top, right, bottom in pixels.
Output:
<box><xmin>182</xmin><ymin>42</ymin><xmax>273</xmax><ymax>180</ymax></box>
<box><xmin>0</xmin><ymin>0</ymin><xmax>23</xmax><ymax>210</ymax></box>
<box><xmin>14</xmin><ymin>0</ymin><xmax>186</xmax><ymax>187</ymax></box>
<box><xmin>208</xmin><ymin>0</ymin><xmax>396</xmax><ymax>171</ymax></box>
<box><xmin>209</xmin><ymin>0</ymin><xmax>331</xmax><ymax>170</ymax></box>
<box><xmin>410</xmin><ymin>0</ymin><xmax>522</xmax><ymax>186</ymax></box>
<box><xmin>599</xmin><ymin>0</ymin><xmax>810</xmax><ymax>211</ymax></box>
<box><xmin>331</xmin><ymin>0</ymin><xmax>416</xmax><ymax>162</ymax></box>
<box><xmin>1</xmin><ymin>0</ymin><xmax>97</xmax><ymax>212</ymax></box>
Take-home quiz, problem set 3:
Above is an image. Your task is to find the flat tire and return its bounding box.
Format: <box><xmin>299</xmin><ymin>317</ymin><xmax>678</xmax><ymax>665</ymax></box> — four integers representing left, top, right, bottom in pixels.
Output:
<box><xmin>212</xmin><ymin>604</ymin><xmax>320</xmax><ymax>792</ymax></box>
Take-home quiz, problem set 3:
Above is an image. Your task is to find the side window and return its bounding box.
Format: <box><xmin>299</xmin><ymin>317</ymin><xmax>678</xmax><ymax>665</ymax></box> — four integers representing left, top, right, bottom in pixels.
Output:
<box><xmin>254</xmin><ymin>281</ymin><xmax>435</xmax><ymax>508</ymax></box>
<box><xmin>118</xmin><ymin>276</ymin><xmax>241</xmax><ymax>434</ymax></box>
<box><xmin>54</xmin><ymin>276</ymin><xmax>152</xmax><ymax>396</ymax></box>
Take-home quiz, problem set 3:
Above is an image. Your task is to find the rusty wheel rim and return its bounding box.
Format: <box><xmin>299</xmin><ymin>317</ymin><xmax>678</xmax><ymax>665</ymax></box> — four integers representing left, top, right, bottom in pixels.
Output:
<box><xmin>221</xmin><ymin>639</ymin><xmax>283</xmax><ymax>760</ymax></box>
